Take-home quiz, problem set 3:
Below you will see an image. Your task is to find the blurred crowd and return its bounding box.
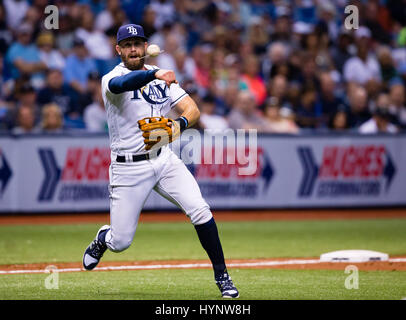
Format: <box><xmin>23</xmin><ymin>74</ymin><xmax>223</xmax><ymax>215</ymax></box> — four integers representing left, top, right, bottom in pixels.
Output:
<box><xmin>0</xmin><ymin>0</ymin><xmax>406</xmax><ymax>135</ymax></box>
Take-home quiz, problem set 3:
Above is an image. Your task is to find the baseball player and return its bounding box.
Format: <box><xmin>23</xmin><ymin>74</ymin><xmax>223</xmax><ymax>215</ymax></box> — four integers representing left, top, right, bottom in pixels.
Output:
<box><xmin>82</xmin><ymin>24</ymin><xmax>239</xmax><ymax>299</ymax></box>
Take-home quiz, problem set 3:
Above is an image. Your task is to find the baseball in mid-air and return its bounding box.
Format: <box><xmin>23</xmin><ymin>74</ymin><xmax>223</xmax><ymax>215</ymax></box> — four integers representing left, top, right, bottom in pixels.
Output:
<box><xmin>147</xmin><ymin>44</ymin><xmax>161</xmax><ymax>57</ymax></box>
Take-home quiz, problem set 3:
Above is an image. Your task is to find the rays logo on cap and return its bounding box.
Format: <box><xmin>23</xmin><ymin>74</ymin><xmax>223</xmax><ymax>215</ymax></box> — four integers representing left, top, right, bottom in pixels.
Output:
<box><xmin>117</xmin><ymin>24</ymin><xmax>147</xmax><ymax>44</ymax></box>
<box><xmin>127</xmin><ymin>26</ymin><xmax>138</xmax><ymax>35</ymax></box>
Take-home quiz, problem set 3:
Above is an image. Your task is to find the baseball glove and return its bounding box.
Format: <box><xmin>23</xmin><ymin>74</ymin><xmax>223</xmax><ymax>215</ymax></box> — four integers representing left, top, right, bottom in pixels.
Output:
<box><xmin>138</xmin><ymin>116</ymin><xmax>181</xmax><ymax>150</ymax></box>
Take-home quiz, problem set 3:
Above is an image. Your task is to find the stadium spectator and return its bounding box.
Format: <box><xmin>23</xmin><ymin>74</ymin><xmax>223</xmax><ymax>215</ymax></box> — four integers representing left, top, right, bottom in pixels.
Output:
<box><xmin>267</xmin><ymin>74</ymin><xmax>290</xmax><ymax>110</ymax></box>
<box><xmin>286</xmin><ymin>81</ymin><xmax>302</xmax><ymax>111</ymax></box>
<box><xmin>100</xmin><ymin>6</ymin><xmax>129</xmax><ymax>39</ymax></box>
<box><xmin>157</xmin><ymin>33</ymin><xmax>180</xmax><ymax>71</ymax></box>
<box><xmin>227</xmin><ymin>0</ymin><xmax>252</xmax><ymax>28</ymax></box>
<box><xmin>16</xmin><ymin>82</ymin><xmax>38</xmax><ymax>111</ymax></box>
<box><xmin>83</xmin><ymin>86</ymin><xmax>107</xmax><ymax>132</ymax></box>
<box><xmin>239</xmin><ymin>54</ymin><xmax>267</xmax><ymax>107</ymax></box>
<box><xmin>295</xmin><ymin>87</ymin><xmax>322</xmax><ymax>129</ymax></box>
<box><xmin>94</xmin><ymin>28</ymin><xmax>121</xmax><ymax>76</ymax></box>
<box><xmin>247</xmin><ymin>16</ymin><xmax>269</xmax><ymax>55</ymax></box>
<box><xmin>40</xmin><ymin>103</ymin><xmax>64</xmax><ymax>133</ymax></box>
<box><xmin>330</xmin><ymin>27</ymin><xmax>353</xmax><ymax>74</ymax></box>
<box><xmin>3</xmin><ymin>0</ymin><xmax>29</xmax><ymax>31</ymax></box>
<box><xmin>388</xmin><ymin>83</ymin><xmax>406</xmax><ymax>128</ymax></box>
<box><xmin>347</xmin><ymin>86</ymin><xmax>372</xmax><ymax>128</ymax></box>
<box><xmin>270</xmin><ymin>5</ymin><xmax>291</xmax><ymax>44</ymax></box>
<box><xmin>150</xmin><ymin>0</ymin><xmax>176</xmax><ymax>30</ymax></box>
<box><xmin>76</xmin><ymin>6</ymin><xmax>113</xmax><ymax>60</ymax></box>
<box><xmin>249</xmin><ymin>0</ymin><xmax>274</xmax><ymax>19</ymax></box>
<box><xmin>372</xmin><ymin>92</ymin><xmax>391</xmax><ymax>114</ymax></box>
<box><xmin>54</xmin><ymin>9</ymin><xmax>76</xmax><ymax>56</ymax></box>
<box><xmin>37</xmin><ymin>69</ymin><xmax>76</xmax><ymax>118</ymax></box>
<box><xmin>227</xmin><ymin>91</ymin><xmax>267</xmax><ymax>131</ymax></box>
<box><xmin>298</xmin><ymin>52</ymin><xmax>320</xmax><ymax>94</ymax></box>
<box><xmin>263</xmin><ymin>98</ymin><xmax>299</xmax><ymax>134</ymax></box>
<box><xmin>63</xmin><ymin>37</ymin><xmax>97</xmax><ymax>96</ymax></box>
<box><xmin>5</xmin><ymin>82</ymin><xmax>40</xmax><ymax>129</ymax></box>
<box><xmin>0</xmin><ymin>3</ymin><xmax>12</xmax><ymax>55</ymax></box>
<box><xmin>0</xmin><ymin>0</ymin><xmax>405</xmax><ymax>135</ymax></box>
<box><xmin>377</xmin><ymin>45</ymin><xmax>398</xmax><ymax>88</ymax></box>
<box><xmin>226</xmin><ymin>22</ymin><xmax>244</xmax><ymax>54</ymax></box>
<box><xmin>94</xmin><ymin>0</ymin><xmax>122</xmax><ymax>32</ymax></box>
<box><xmin>198</xmin><ymin>94</ymin><xmax>229</xmax><ymax>130</ymax></box>
<box><xmin>172</xmin><ymin>47</ymin><xmax>196</xmax><ymax>86</ymax></box>
<box><xmin>343</xmin><ymin>26</ymin><xmax>381</xmax><ymax>86</ymax></box>
<box><xmin>217</xmin><ymin>74</ymin><xmax>239</xmax><ymax>116</ymax></box>
<box><xmin>37</xmin><ymin>32</ymin><xmax>65</xmax><ymax>71</ymax></box>
<box><xmin>192</xmin><ymin>44</ymin><xmax>213</xmax><ymax>93</ymax></box>
<box><xmin>364</xmin><ymin>0</ymin><xmax>391</xmax><ymax>45</ymax></box>
<box><xmin>79</xmin><ymin>0</ymin><xmax>105</xmax><ymax>16</ymax></box>
<box><xmin>318</xmin><ymin>71</ymin><xmax>346</xmax><ymax>123</ymax></box>
<box><xmin>148</xmin><ymin>21</ymin><xmax>173</xmax><ymax>54</ymax></box>
<box><xmin>328</xmin><ymin>110</ymin><xmax>351</xmax><ymax>132</ymax></box>
<box><xmin>23</xmin><ymin>3</ymin><xmax>42</xmax><ymax>36</ymax></box>
<box><xmin>139</xmin><ymin>5</ymin><xmax>157</xmax><ymax>38</ymax></box>
<box><xmin>359</xmin><ymin>107</ymin><xmax>398</xmax><ymax>134</ymax></box>
<box><xmin>284</xmin><ymin>50</ymin><xmax>303</xmax><ymax>83</ymax></box>
<box><xmin>263</xmin><ymin>41</ymin><xmax>289</xmax><ymax>83</ymax></box>
<box><xmin>0</xmin><ymin>58</ymin><xmax>14</xmax><ymax>130</ymax></box>
<box><xmin>5</xmin><ymin>22</ymin><xmax>47</xmax><ymax>88</ymax></box>
<box><xmin>12</xmin><ymin>104</ymin><xmax>39</xmax><ymax>134</ymax></box>
<box><xmin>316</xmin><ymin>1</ymin><xmax>339</xmax><ymax>42</ymax></box>
<box><xmin>77</xmin><ymin>71</ymin><xmax>102</xmax><ymax>116</ymax></box>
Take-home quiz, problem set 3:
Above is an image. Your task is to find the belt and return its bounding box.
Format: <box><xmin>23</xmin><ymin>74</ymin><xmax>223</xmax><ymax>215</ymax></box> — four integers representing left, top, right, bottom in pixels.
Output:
<box><xmin>116</xmin><ymin>148</ymin><xmax>161</xmax><ymax>163</ymax></box>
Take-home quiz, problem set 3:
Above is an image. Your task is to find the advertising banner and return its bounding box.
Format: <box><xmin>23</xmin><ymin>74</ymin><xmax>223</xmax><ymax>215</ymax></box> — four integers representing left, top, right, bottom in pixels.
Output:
<box><xmin>0</xmin><ymin>133</ymin><xmax>405</xmax><ymax>212</ymax></box>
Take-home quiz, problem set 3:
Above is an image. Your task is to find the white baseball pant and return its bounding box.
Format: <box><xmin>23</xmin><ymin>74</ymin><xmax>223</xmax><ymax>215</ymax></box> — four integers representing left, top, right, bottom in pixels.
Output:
<box><xmin>104</xmin><ymin>147</ymin><xmax>212</xmax><ymax>252</ymax></box>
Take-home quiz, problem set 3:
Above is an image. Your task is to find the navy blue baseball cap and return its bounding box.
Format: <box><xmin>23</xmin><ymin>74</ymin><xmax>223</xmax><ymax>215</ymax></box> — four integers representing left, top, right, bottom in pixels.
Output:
<box><xmin>117</xmin><ymin>24</ymin><xmax>148</xmax><ymax>44</ymax></box>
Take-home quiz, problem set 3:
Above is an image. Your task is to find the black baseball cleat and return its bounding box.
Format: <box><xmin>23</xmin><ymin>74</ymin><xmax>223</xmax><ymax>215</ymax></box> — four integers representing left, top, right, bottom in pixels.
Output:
<box><xmin>215</xmin><ymin>272</ymin><xmax>240</xmax><ymax>298</ymax></box>
<box><xmin>82</xmin><ymin>225</ymin><xmax>110</xmax><ymax>271</ymax></box>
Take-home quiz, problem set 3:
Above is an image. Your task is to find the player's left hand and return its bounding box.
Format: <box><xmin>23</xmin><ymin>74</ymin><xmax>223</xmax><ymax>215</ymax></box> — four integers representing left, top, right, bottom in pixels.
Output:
<box><xmin>138</xmin><ymin>116</ymin><xmax>181</xmax><ymax>150</ymax></box>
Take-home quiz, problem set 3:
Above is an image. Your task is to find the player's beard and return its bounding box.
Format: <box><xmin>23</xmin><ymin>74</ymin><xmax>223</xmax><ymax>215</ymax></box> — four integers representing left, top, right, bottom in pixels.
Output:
<box><xmin>122</xmin><ymin>49</ymin><xmax>145</xmax><ymax>70</ymax></box>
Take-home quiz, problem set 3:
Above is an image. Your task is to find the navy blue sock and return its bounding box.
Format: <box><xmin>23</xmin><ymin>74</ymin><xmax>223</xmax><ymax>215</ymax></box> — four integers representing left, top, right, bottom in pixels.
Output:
<box><xmin>194</xmin><ymin>217</ymin><xmax>227</xmax><ymax>279</ymax></box>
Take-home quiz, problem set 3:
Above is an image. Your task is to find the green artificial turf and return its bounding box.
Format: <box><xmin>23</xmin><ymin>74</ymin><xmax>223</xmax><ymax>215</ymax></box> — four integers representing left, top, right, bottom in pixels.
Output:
<box><xmin>0</xmin><ymin>218</ymin><xmax>405</xmax><ymax>300</ymax></box>
<box><xmin>0</xmin><ymin>268</ymin><xmax>405</xmax><ymax>300</ymax></box>
<box><xmin>0</xmin><ymin>218</ymin><xmax>405</xmax><ymax>265</ymax></box>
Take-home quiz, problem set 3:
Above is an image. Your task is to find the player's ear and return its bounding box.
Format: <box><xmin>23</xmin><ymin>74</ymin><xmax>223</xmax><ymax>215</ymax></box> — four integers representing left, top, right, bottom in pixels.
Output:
<box><xmin>116</xmin><ymin>44</ymin><xmax>121</xmax><ymax>56</ymax></box>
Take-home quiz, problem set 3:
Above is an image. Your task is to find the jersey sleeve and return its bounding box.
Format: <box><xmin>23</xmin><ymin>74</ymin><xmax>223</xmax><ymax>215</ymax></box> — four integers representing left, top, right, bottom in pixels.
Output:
<box><xmin>169</xmin><ymin>83</ymin><xmax>189</xmax><ymax>108</ymax></box>
<box><xmin>102</xmin><ymin>68</ymin><xmax>122</xmax><ymax>95</ymax></box>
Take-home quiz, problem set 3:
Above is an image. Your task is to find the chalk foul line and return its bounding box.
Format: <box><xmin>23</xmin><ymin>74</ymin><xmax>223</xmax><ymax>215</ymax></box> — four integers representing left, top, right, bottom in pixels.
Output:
<box><xmin>1</xmin><ymin>258</ymin><xmax>406</xmax><ymax>275</ymax></box>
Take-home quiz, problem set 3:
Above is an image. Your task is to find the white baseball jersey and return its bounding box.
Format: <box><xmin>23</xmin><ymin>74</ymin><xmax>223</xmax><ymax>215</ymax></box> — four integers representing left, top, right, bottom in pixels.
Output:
<box><xmin>101</xmin><ymin>63</ymin><xmax>188</xmax><ymax>155</ymax></box>
<box><xmin>98</xmin><ymin>62</ymin><xmax>212</xmax><ymax>253</ymax></box>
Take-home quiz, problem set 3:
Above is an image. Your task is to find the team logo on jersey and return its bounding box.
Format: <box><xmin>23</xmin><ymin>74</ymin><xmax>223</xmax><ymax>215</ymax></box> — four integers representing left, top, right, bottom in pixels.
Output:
<box><xmin>132</xmin><ymin>84</ymin><xmax>170</xmax><ymax>105</ymax></box>
<box><xmin>0</xmin><ymin>149</ymin><xmax>12</xmax><ymax>197</ymax></box>
<box><xmin>127</xmin><ymin>26</ymin><xmax>138</xmax><ymax>35</ymax></box>
<box><xmin>297</xmin><ymin>144</ymin><xmax>396</xmax><ymax>198</ymax></box>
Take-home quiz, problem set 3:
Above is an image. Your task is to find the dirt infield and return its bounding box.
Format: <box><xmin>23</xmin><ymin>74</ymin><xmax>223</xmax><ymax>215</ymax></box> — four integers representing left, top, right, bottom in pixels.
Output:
<box><xmin>0</xmin><ymin>257</ymin><xmax>405</xmax><ymax>275</ymax></box>
<box><xmin>1</xmin><ymin>208</ymin><xmax>406</xmax><ymax>225</ymax></box>
<box><xmin>0</xmin><ymin>208</ymin><xmax>405</xmax><ymax>275</ymax></box>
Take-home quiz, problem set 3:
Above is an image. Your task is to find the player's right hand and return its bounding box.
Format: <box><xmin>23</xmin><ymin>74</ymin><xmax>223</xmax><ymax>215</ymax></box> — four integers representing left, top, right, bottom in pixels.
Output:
<box><xmin>155</xmin><ymin>69</ymin><xmax>178</xmax><ymax>87</ymax></box>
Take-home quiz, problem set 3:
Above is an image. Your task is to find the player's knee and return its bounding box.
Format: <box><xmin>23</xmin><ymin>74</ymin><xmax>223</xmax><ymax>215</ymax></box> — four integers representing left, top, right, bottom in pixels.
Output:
<box><xmin>108</xmin><ymin>234</ymin><xmax>133</xmax><ymax>252</ymax></box>
<box><xmin>189</xmin><ymin>204</ymin><xmax>213</xmax><ymax>225</ymax></box>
